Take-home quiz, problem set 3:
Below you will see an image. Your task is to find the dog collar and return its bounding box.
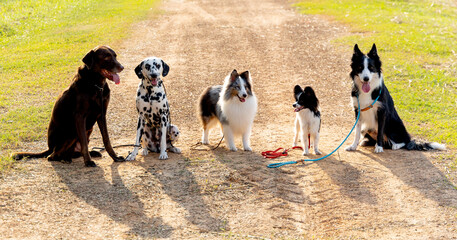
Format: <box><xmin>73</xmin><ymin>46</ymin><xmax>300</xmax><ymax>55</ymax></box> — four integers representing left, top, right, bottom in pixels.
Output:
<box><xmin>94</xmin><ymin>83</ymin><xmax>104</xmax><ymax>92</ymax></box>
<box><xmin>360</xmin><ymin>87</ymin><xmax>382</xmax><ymax>112</ymax></box>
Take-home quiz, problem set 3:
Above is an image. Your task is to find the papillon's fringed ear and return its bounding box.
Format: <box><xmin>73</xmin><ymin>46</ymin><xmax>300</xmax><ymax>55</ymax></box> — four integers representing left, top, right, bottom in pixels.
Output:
<box><xmin>135</xmin><ymin>62</ymin><xmax>144</xmax><ymax>79</ymax></box>
<box><xmin>82</xmin><ymin>50</ymin><xmax>95</xmax><ymax>69</ymax></box>
<box><xmin>304</xmin><ymin>86</ymin><xmax>316</xmax><ymax>96</ymax></box>
<box><xmin>353</xmin><ymin>44</ymin><xmax>363</xmax><ymax>56</ymax></box>
<box><xmin>230</xmin><ymin>69</ymin><xmax>238</xmax><ymax>82</ymax></box>
<box><xmin>162</xmin><ymin>60</ymin><xmax>170</xmax><ymax>77</ymax></box>
<box><xmin>368</xmin><ymin>43</ymin><xmax>378</xmax><ymax>58</ymax></box>
<box><xmin>294</xmin><ymin>85</ymin><xmax>303</xmax><ymax>95</ymax></box>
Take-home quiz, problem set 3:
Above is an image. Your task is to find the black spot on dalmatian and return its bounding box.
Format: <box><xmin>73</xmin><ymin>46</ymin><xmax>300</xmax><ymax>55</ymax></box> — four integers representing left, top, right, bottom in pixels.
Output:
<box><xmin>137</xmin><ymin>92</ymin><xmax>140</xmax><ymax>97</ymax></box>
<box><xmin>150</xmin><ymin>94</ymin><xmax>161</xmax><ymax>101</ymax></box>
<box><xmin>145</xmin><ymin>130</ymin><xmax>150</xmax><ymax>139</ymax></box>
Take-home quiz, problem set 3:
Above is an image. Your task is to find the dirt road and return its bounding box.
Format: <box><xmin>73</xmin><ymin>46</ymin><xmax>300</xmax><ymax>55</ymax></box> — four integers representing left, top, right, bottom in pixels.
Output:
<box><xmin>2</xmin><ymin>0</ymin><xmax>457</xmax><ymax>239</ymax></box>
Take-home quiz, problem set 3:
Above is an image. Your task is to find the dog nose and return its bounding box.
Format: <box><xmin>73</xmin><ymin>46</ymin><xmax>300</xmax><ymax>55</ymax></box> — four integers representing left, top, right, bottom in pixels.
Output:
<box><xmin>151</xmin><ymin>73</ymin><xmax>158</xmax><ymax>78</ymax></box>
<box><xmin>242</xmin><ymin>94</ymin><xmax>247</xmax><ymax>98</ymax></box>
<box><xmin>119</xmin><ymin>65</ymin><xmax>124</xmax><ymax>72</ymax></box>
<box><xmin>363</xmin><ymin>76</ymin><xmax>369</xmax><ymax>82</ymax></box>
<box><xmin>293</xmin><ymin>103</ymin><xmax>297</xmax><ymax>108</ymax></box>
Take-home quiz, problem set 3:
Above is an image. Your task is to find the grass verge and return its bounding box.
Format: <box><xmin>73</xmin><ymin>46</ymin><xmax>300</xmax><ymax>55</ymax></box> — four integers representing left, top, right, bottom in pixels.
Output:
<box><xmin>295</xmin><ymin>0</ymin><xmax>457</xmax><ymax>149</ymax></box>
<box><xmin>0</xmin><ymin>0</ymin><xmax>160</xmax><ymax>170</ymax></box>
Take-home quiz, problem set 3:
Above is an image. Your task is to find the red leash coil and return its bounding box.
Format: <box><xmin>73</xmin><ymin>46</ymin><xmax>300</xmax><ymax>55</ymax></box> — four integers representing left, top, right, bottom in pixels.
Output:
<box><xmin>261</xmin><ymin>146</ymin><xmax>303</xmax><ymax>159</ymax></box>
<box><xmin>261</xmin><ymin>135</ymin><xmax>310</xmax><ymax>159</ymax></box>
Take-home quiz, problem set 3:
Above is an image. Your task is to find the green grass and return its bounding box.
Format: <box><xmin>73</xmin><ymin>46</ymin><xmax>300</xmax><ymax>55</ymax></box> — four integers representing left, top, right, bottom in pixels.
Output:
<box><xmin>0</xmin><ymin>0</ymin><xmax>159</xmax><ymax>169</ymax></box>
<box><xmin>295</xmin><ymin>0</ymin><xmax>457</xmax><ymax>148</ymax></box>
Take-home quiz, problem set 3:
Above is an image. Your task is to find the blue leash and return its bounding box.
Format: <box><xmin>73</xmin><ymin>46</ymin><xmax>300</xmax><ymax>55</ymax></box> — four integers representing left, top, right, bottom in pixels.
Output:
<box><xmin>267</xmin><ymin>87</ymin><xmax>381</xmax><ymax>168</ymax></box>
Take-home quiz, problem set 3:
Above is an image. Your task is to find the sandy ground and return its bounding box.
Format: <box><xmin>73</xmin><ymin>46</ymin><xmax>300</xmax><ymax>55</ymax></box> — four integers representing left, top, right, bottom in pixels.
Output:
<box><xmin>2</xmin><ymin>0</ymin><xmax>457</xmax><ymax>239</ymax></box>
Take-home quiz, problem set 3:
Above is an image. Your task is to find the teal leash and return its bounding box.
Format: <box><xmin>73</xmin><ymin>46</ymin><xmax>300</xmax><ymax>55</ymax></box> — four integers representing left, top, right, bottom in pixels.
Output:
<box><xmin>267</xmin><ymin>87</ymin><xmax>382</xmax><ymax>168</ymax></box>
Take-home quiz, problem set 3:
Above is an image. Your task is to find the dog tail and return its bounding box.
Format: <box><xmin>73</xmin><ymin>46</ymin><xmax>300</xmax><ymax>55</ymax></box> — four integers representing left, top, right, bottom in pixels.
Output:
<box><xmin>12</xmin><ymin>149</ymin><xmax>53</xmax><ymax>161</ymax></box>
<box><xmin>406</xmin><ymin>140</ymin><xmax>446</xmax><ymax>151</ymax></box>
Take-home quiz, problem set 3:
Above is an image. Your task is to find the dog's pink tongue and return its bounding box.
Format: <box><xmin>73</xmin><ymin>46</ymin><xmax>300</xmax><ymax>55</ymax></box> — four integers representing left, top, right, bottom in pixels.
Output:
<box><xmin>294</xmin><ymin>108</ymin><xmax>300</xmax><ymax>112</ymax></box>
<box><xmin>362</xmin><ymin>82</ymin><xmax>371</xmax><ymax>93</ymax></box>
<box><xmin>112</xmin><ymin>73</ymin><xmax>120</xmax><ymax>85</ymax></box>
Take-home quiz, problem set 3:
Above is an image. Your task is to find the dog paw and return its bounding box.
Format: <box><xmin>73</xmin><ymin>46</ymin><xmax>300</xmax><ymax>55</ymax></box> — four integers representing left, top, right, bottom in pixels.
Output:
<box><xmin>85</xmin><ymin>160</ymin><xmax>97</xmax><ymax>167</ymax></box>
<box><xmin>125</xmin><ymin>153</ymin><xmax>136</xmax><ymax>161</ymax></box>
<box><xmin>229</xmin><ymin>146</ymin><xmax>238</xmax><ymax>152</ymax></box>
<box><xmin>201</xmin><ymin>140</ymin><xmax>209</xmax><ymax>145</ymax></box>
<box><xmin>315</xmin><ymin>150</ymin><xmax>322</xmax><ymax>155</ymax></box>
<box><xmin>244</xmin><ymin>146</ymin><xmax>252</xmax><ymax>152</ymax></box>
<box><xmin>392</xmin><ymin>143</ymin><xmax>405</xmax><ymax>150</ymax></box>
<box><xmin>170</xmin><ymin>147</ymin><xmax>181</xmax><ymax>153</ymax></box>
<box><xmin>374</xmin><ymin>145</ymin><xmax>384</xmax><ymax>153</ymax></box>
<box><xmin>345</xmin><ymin>145</ymin><xmax>357</xmax><ymax>151</ymax></box>
<box><xmin>302</xmin><ymin>151</ymin><xmax>309</xmax><ymax>156</ymax></box>
<box><xmin>89</xmin><ymin>150</ymin><xmax>102</xmax><ymax>158</ymax></box>
<box><xmin>113</xmin><ymin>156</ymin><xmax>125</xmax><ymax>162</ymax></box>
<box><xmin>141</xmin><ymin>148</ymin><xmax>148</xmax><ymax>156</ymax></box>
<box><xmin>159</xmin><ymin>152</ymin><xmax>168</xmax><ymax>160</ymax></box>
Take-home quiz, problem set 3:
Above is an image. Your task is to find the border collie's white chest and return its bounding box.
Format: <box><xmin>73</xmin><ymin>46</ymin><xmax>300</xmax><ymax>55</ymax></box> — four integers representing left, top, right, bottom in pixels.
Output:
<box><xmin>352</xmin><ymin>93</ymin><xmax>380</xmax><ymax>133</ymax></box>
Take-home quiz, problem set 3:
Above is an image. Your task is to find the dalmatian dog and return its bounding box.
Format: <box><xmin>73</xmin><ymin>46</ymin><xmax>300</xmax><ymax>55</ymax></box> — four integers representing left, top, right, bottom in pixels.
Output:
<box><xmin>143</xmin><ymin>124</ymin><xmax>181</xmax><ymax>154</ymax></box>
<box><xmin>126</xmin><ymin>57</ymin><xmax>172</xmax><ymax>160</ymax></box>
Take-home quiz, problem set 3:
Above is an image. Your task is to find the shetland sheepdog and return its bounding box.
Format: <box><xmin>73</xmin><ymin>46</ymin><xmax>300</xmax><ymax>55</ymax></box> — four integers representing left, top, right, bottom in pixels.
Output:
<box><xmin>345</xmin><ymin>44</ymin><xmax>445</xmax><ymax>153</ymax></box>
<box><xmin>198</xmin><ymin>69</ymin><xmax>257</xmax><ymax>151</ymax></box>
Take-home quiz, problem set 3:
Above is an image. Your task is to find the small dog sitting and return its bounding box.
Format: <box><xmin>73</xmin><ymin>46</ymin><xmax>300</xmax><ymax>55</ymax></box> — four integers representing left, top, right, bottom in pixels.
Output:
<box><xmin>126</xmin><ymin>57</ymin><xmax>176</xmax><ymax>161</ymax></box>
<box><xmin>142</xmin><ymin>124</ymin><xmax>181</xmax><ymax>154</ymax></box>
<box><xmin>198</xmin><ymin>69</ymin><xmax>257</xmax><ymax>151</ymax></box>
<box><xmin>292</xmin><ymin>85</ymin><xmax>322</xmax><ymax>155</ymax></box>
<box><xmin>345</xmin><ymin>43</ymin><xmax>445</xmax><ymax>153</ymax></box>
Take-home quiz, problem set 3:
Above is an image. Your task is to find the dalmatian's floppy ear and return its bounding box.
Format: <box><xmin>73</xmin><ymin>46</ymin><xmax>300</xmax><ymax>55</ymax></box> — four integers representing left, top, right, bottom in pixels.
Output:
<box><xmin>161</xmin><ymin>60</ymin><xmax>170</xmax><ymax>77</ymax></box>
<box><xmin>82</xmin><ymin>49</ymin><xmax>95</xmax><ymax>69</ymax></box>
<box><xmin>135</xmin><ymin>61</ymin><xmax>144</xmax><ymax>79</ymax></box>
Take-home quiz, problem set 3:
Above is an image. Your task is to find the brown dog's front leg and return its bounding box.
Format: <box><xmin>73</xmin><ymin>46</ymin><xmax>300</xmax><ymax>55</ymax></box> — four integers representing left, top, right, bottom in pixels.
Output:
<box><xmin>97</xmin><ymin>115</ymin><xmax>124</xmax><ymax>162</ymax></box>
<box><xmin>75</xmin><ymin>114</ymin><xmax>96</xmax><ymax>167</ymax></box>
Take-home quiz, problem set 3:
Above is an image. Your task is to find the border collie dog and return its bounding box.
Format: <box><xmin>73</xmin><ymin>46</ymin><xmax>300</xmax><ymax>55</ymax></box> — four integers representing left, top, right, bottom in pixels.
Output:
<box><xmin>345</xmin><ymin>43</ymin><xmax>445</xmax><ymax>153</ymax></box>
<box><xmin>198</xmin><ymin>69</ymin><xmax>257</xmax><ymax>151</ymax></box>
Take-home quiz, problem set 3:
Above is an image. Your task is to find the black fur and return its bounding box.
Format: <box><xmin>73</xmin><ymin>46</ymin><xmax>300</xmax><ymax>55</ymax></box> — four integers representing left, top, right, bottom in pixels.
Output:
<box><xmin>293</xmin><ymin>85</ymin><xmax>320</xmax><ymax>118</ymax></box>
<box><xmin>350</xmin><ymin>44</ymin><xmax>438</xmax><ymax>151</ymax></box>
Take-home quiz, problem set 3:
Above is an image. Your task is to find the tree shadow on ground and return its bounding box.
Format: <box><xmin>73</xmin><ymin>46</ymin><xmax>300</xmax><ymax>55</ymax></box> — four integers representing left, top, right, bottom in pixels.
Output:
<box><xmin>51</xmin><ymin>160</ymin><xmax>172</xmax><ymax>238</ymax></box>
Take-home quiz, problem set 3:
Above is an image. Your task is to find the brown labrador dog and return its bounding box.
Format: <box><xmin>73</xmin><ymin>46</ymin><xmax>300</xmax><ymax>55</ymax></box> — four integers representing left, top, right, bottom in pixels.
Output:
<box><xmin>13</xmin><ymin>46</ymin><xmax>125</xmax><ymax>167</ymax></box>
